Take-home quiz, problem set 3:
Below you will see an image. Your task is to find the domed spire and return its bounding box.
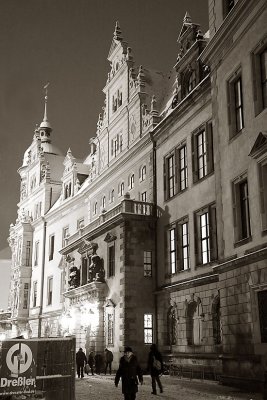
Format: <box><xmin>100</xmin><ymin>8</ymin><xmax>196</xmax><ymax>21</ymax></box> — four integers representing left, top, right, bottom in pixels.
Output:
<box><xmin>39</xmin><ymin>83</ymin><xmax>52</xmax><ymax>143</ymax></box>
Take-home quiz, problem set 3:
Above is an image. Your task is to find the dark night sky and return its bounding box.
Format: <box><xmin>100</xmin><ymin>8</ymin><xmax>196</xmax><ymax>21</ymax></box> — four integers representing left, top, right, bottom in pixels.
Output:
<box><xmin>0</xmin><ymin>0</ymin><xmax>208</xmax><ymax>251</ymax></box>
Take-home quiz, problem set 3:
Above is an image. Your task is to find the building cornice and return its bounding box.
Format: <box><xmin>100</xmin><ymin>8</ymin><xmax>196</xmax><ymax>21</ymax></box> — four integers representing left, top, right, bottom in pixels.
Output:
<box><xmin>156</xmin><ymin>271</ymin><xmax>218</xmax><ymax>293</ymax></box>
<box><xmin>200</xmin><ymin>0</ymin><xmax>265</xmax><ymax>65</ymax></box>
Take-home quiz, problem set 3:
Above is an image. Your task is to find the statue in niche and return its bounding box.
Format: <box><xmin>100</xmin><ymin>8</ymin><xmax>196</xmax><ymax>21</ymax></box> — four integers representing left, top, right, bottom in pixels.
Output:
<box><xmin>167</xmin><ymin>301</ymin><xmax>179</xmax><ymax>345</ymax></box>
<box><xmin>88</xmin><ymin>255</ymin><xmax>105</xmax><ymax>283</ymax></box>
<box><xmin>68</xmin><ymin>257</ymin><xmax>80</xmax><ymax>289</ymax></box>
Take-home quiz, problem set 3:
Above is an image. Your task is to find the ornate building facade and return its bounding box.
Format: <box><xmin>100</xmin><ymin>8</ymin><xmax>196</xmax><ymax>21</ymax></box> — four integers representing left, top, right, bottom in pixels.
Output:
<box><xmin>5</xmin><ymin>0</ymin><xmax>267</xmax><ymax>387</ymax></box>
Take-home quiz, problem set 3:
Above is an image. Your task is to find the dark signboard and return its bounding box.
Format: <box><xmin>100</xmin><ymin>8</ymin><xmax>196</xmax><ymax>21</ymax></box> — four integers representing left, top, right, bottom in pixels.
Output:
<box><xmin>0</xmin><ymin>340</ymin><xmax>37</xmax><ymax>396</ymax></box>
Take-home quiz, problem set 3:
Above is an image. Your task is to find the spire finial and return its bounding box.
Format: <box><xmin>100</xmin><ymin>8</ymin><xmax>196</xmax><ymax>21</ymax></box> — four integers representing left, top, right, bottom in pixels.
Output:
<box><xmin>43</xmin><ymin>82</ymin><xmax>50</xmax><ymax>123</ymax></box>
<box><xmin>183</xmin><ymin>11</ymin><xmax>192</xmax><ymax>24</ymax></box>
<box><xmin>113</xmin><ymin>21</ymin><xmax>123</xmax><ymax>41</ymax></box>
<box><xmin>39</xmin><ymin>82</ymin><xmax>52</xmax><ymax>133</ymax></box>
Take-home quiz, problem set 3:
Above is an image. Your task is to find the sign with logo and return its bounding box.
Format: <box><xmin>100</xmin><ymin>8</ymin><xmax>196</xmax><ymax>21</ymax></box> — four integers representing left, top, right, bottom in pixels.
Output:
<box><xmin>0</xmin><ymin>340</ymin><xmax>37</xmax><ymax>396</ymax></box>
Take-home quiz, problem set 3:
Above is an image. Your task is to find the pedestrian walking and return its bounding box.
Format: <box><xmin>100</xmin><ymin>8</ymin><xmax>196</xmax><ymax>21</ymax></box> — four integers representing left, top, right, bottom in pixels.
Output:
<box><xmin>115</xmin><ymin>346</ymin><xmax>143</xmax><ymax>400</ymax></box>
<box><xmin>76</xmin><ymin>347</ymin><xmax>87</xmax><ymax>379</ymax></box>
<box><xmin>88</xmin><ymin>351</ymin><xmax>95</xmax><ymax>375</ymax></box>
<box><xmin>104</xmin><ymin>348</ymin><xmax>114</xmax><ymax>375</ymax></box>
<box><xmin>147</xmin><ymin>343</ymin><xmax>163</xmax><ymax>395</ymax></box>
<box><xmin>95</xmin><ymin>353</ymin><xmax>103</xmax><ymax>374</ymax></box>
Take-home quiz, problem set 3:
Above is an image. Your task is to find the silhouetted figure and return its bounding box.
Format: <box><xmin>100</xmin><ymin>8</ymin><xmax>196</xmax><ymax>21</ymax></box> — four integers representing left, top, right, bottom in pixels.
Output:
<box><xmin>115</xmin><ymin>346</ymin><xmax>143</xmax><ymax>400</ymax></box>
<box><xmin>95</xmin><ymin>353</ymin><xmax>103</xmax><ymax>374</ymax></box>
<box><xmin>88</xmin><ymin>351</ymin><xmax>95</xmax><ymax>375</ymax></box>
<box><xmin>147</xmin><ymin>343</ymin><xmax>163</xmax><ymax>395</ymax></box>
<box><xmin>104</xmin><ymin>348</ymin><xmax>114</xmax><ymax>375</ymax></box>
<box><xmin>76</xmin><ymin>348</ymin><xmax>87</xmax><ymax>379</ymax></box>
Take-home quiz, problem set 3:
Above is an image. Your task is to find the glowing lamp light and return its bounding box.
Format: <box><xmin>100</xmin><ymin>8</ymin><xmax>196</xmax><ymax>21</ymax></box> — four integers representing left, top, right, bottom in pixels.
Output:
<box><xmin>0</xmin><ymin>333</ymin><xmax>6</xmax><ymax>341</ymax></box>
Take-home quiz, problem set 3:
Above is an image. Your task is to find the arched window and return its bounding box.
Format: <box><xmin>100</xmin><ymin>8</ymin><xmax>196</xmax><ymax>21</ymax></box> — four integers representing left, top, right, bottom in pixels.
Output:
<box><xmin>119</xmin><ymin>182</ymin><xmax>124</xmax><ymax>197</ymax></box>
<box><xmin>129</xmin><ymin>174</ymin><xmax>135</xmax><ymax>189</ymax></box>
<box><xmin>185</xmin><ymin>297</ymin><xmax>203</xmax><ymax>346</ymax></box>
<box><xmin>212</xmin><ymin>295</ymin><xmax>222</xmax><ymax>345</ymax></box>
<box><xmin>93</xmin><ymin>201</ymin><xmax>98</xmax><ymax>215</ymax></box>
<box><xmin>140</xmin><ymin>165</ymin><xmax>146</xmax><ymax>181</ymax></box>
<box><xmin>102</xmin><ymin>196</ymin><xmax>106</xmax><ymax>209</ymax></box>
<box><xmin>110</xmin><ymin>189</ymin><xmax>115</xmax><ymax>203</ymax></box>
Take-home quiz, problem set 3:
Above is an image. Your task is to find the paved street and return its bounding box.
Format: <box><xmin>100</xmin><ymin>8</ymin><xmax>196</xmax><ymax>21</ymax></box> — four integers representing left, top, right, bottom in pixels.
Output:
<box><xmin>75</xmin><ymin>374</ymin><xmax>262</xmax><ymax>400</ymax></box>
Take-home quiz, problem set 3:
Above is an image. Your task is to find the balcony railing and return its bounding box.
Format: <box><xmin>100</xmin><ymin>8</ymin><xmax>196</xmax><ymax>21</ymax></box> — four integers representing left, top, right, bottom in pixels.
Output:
<box><xmin>62</xmin><ymin>198</ymin><xmax>155</xmax><ymax>249</ymax></box>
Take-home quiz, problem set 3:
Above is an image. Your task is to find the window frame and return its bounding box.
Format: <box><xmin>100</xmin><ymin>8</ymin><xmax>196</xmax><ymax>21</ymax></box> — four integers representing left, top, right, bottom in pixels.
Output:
<box><xmin>47</xmin><ymin>276</ymin><xmax>53</xmax><ymax>306</ymax></box>
<box><xmin>194</xmin><ymin>203</ymin><xmax>217</xmax><ymax>266</ymax></box>
<box><xmin>144</xmin><ymin>313</ymin><xmax>153</xmax><ymax>344</ymax></box>
<box><xmin>49</xmin><ymin>234</ymin><xmax>55</xmax><ymax>261</ymax></box>
<box><xmin>34</xmin><ymin>241</ymin><xmax>39</xmax><ymax>266</ymax></box>
<box><xmin>144</xmin><ymin>250</ymin><xmax>152</xmax><ymax>277</ymax></box>
<box><xmin>232</xmin><ymin>175</ymin><xmax>252</xmax><ymax>245</ymax></box>
<box><xmin>107</xmin><ymin>243</ymin><xmax>115</xmax><ymax>278</ymax></box>
<box><xmin>32</xmin><ymin>281</ymin><xmax>37</xmax><ymax>308</ymax></box>
<box><xmin>227</xmin><ymin>70</ymin><xmax>244</xmax><ymax>138</ymax></box>
<box><xmin>192</xmin><ymin>122</ymin><xmax>213</xmax><ymax>183</ymax></box>
<box><xmin>252</xmin><ymin>39</ymin><xmax>267</xmax><ymax>116</ymax></box>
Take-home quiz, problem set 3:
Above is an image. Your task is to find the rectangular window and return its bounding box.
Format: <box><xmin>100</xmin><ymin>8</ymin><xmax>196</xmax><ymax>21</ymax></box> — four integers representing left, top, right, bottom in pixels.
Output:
<box><xmin>178</xmin><ymin>145</ymin><xmax>188</xmax><ymax>191</ymax></box>
<box><xmin>260</xmin><ymin>49</ymin><xmax>267</xmax><ymax>110</ymax></box>
<box><xmin>169</xmin><ymin>228</ymin><xmax>176</xmax><ymax>274</ymax></box>
<box><xmin>195</xmin><ymin>204</ymin><xmax>217</xmax><ymax>265</ymax></box>
<box><xmin>252</xmin><ymin>43</ymin><xmax>267</xmax><ymax>115</ymax></box>
<box><xmin>141</xmin><ymin>191</ymin><xmax>147</xmax><ymax>202</ymax></box>
<box><xmin>47</xmin><ymin>276</ymin><xmax>53</xmax><ymax>305</ymax></box>
<box><xmin>258</xmin><ymin>159</ymin><xmax>267</xmax><ymax>231</ymax></box>
<box><xmin>49</xmin><ymin>234</ymin><xmax>55</xmax><ymax>261</ymax></box>
<box><xmin>23</xmin><ymin>283</ymin><xmax>29</xmax><ymax>309</ymax></box>
<box><xmin>62</xmin><ymin>226</ymin><xmax>69</xmax><ymax>247</ymax></box>
<box><xmin>108</xmin><ymin>245</ymin><xmax>115</xmax><ymax>277</ymax></box>
<box><xmin>192</xmin><ymin>122</ymin><xmax>213</xmax><ymax>183</ymax></box>
<box><xmin>144</xmin><ymin>251</ymin><xmax>152</xmax><ymax>277</ymax></box>
<box><xmin>32</xmin><ymin>281</ymin><xmax>37</xmax><ymax>307</ymax></box>
<box><xmin>107</xmin><ymin>313</ymin><xmax>114</xmax><ymax>346</ymax></box>
<box><xmin>258</xmin><ymin>290</ymin><xmax>267</xmax><ymax>343</ymax></box>
<box><xmin>34</xmin><ymin>241</ymin><xmax>39</xmax><ymax>266</ymax></box>
<box><xmin>26</xmin><ymin>241</ymin><xmax>31</xmax><ymax>267</ymax></box>
<box><xmin>234</xmin><ymin>77</ymin><xmax>244</xmax><ymax>132</ymax></box>
<box><xmin>178</xmin><ymin>220</ymin><xmax>190</xmax><ymax>270</ymax></box>
<box><xmin>232</xmin><ymin>177</ymin><xmax>251</xmax><ymax>243</ymax></box>
<box><xmin>144</xmin><ymin>313</ymin><xmax>153</xmax><ymax>344</ymax></box>
<box><xmin>197</xmin><ymin>131</ymin><xmax>207</xmax><ymax>179</ymax></box>
<box><xmin>167</xmin><ymin>155</ymin><xmax>175</xmax><ymax>198</ymax></box>
<box><xmin>227</xmin><ymin>72</ymin><xmax>244</xmax><ymax>137</ymax></box>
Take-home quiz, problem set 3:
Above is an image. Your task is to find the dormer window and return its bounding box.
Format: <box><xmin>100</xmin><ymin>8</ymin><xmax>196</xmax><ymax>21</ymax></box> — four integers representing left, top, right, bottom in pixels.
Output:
<box><xmin>112</xmin><ymin>89</ymin><xmax>123</xmax><ymax>113</ymax></box>
<box><xmin>64</xmin><ymin>182</ymin><xmax>72</xmax><ymax>199</ymax></box>
<box><xmin>183</xmin><ymin>69</ymin><xmax>197</xmax><ymax>97</ymax></box>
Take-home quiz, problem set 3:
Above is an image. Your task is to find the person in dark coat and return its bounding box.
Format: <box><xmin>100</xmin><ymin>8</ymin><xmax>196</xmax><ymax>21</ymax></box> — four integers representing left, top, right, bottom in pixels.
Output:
<box><xmin>104</xmin><ymin>348</ymin><xmax>114</xmax><ymax>375</ymax></box>
<box><xmin>76</xmin><ymin>348</ymin><xmax>87</xmax><ymax>379</ymax></box>
<box><xmin>88</xmin><ymin>351</ymin><xmax>95</xmax><ymax>375</ymax></box>
<box><xmin>95</xmin><ymin>353</ymin><xmax>103</xmax><ymax>374</ymax></box>
<box><xmin>147</xmin><ymin>343</ymin><xmax>163</xmax><ymax>395</ymax></box>
<box><xmin>115</xmin><ymin>346</ymin><xmax>143</xmax><ymax>400</ymax></box>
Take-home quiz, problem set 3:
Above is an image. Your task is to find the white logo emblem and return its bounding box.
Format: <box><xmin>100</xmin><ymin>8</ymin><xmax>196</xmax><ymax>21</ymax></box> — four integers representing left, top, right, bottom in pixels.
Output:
<box><xmin>6</xmin><ymin>343</ymin><xmax>33</xmax><ymax>376</ymax></box>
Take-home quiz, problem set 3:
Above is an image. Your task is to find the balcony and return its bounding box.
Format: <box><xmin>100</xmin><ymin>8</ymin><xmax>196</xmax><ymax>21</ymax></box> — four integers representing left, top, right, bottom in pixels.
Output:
<box><xmin>60</xmin><ymin>197</ymin><xmax>155</xmax><ymax>255</ymax></box>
